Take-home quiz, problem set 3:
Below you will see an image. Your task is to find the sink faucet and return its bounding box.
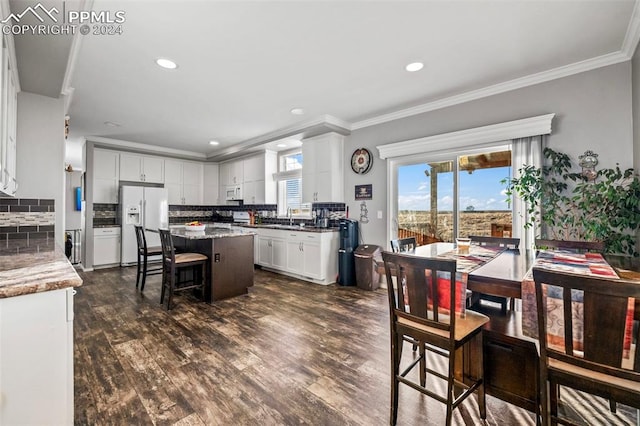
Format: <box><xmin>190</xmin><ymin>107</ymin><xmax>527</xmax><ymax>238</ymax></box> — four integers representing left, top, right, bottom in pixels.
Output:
<box><xmin>287</xmin><ymin>207</ymin><xmax>293</xmax><ymax>226</ymax></box>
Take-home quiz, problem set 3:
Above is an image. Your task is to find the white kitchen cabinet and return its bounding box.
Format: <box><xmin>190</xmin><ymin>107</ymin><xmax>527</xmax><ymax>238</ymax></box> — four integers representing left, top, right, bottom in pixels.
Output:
<box><xmin>255</xmin><ymin>228</ymin><xmax>338</xmax><ymax>284</ymax></box>
<box><xmin>286</xmin><ymin>232</ymin><xmax>325</xmax><ymax>280</ymax></box>
<box><xmin>120</xmin><ymin>153</ymin><xmax>164</xmax><ymax>183</ymax></box>
<box><xmin>93</xmin><ymin>227</ymin><xmax>121</xmax><ymax>267</ymax></box>
<box><xmin>165</xmin><ymin>159</ymin><xmax>203</xmax><ymax>205</ymax></box>
<box><xmin>229</xmin><ymin>159</ymin><xmax>243</xmax><ymax>184</ymax></box>
<box><xmin>302</xmin><ymin>237</ymin><xmax>322</xmax><ymax>278</ymax></box>
<box><xmin>302</xmin><ymin>133</ymin><xmax>344</xmax><ymax>203</ymax></box>
<box><xmin>242</xmin><ymin>151</ymin><xmax>277</xmax><ymax>204</ymax></box>
<box><xmin>286</xmin><ymin>237</ymin><xmax>304</xmax><ymax>275</ymax></box>
<box><xmin>0</xmin><ymin>288</ymin><xmax>74</xmax><ymax>425</ymax></box>
<box><xmin>219</xmin><ymin>158</ymin><xmax>245</xmax><ymax>204</ymax></box>
<box><xmin>0</xmin><ymin>39</ymin><xmax>18</xmax><ymax>197</ymax></box>
<box><xmin>93</xmin><ymin>149</ymin><xmax>120</xmax><ymax>203</ymax></box>
<box><xmin>257</xmin><ymin>235</ymin><xmax>285</xmax><ymax>269</ymax></box>
<box><xmin>219</xmin><ymin>158</ymin><xmax>243</xmax><ymax>187</ymax></box>
<box><xmin>203</xmin><ymin>163</ymin><xmax>219</xmax><ymax>204</ymax></box>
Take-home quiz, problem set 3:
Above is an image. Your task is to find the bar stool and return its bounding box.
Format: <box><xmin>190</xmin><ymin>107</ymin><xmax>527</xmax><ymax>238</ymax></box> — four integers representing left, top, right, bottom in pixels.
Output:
<box><xmin>158</xmin><ymin>229</ymin><xmax>208</xmax><ymax>310</ymax></box>
<box><xmin>134</xmin><ymin>225</ymin><xmax>163</xmax><ymax>291</ymax></box>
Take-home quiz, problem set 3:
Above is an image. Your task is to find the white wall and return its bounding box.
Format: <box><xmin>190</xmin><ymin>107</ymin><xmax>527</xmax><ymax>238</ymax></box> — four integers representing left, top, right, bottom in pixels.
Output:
<box><xmin>16</xmin><ymin>92</ymin><xmax>66</xmax><ymax>245</ymax></box>
<box><xmin>344</xmin><ymin>62</ymin><xmax>634</xmax><ymax>249</ymax></box>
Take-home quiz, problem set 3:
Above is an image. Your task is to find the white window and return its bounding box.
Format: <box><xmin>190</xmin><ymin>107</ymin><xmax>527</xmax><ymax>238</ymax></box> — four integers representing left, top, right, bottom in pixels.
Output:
<box><xmin>276</xmin><ymin>151</ymin><xmax>311</xmax><ymax>217</ymax></box>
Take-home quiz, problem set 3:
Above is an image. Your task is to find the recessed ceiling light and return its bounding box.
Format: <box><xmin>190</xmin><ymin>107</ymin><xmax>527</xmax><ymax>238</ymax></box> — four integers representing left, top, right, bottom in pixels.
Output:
<box><xmin>290</xmin><ymin>108</ymin><xmax>305</xmax><ymax>115</ymax></box>
<box><xmin>405</xmin><ymin>62</ymin><xmax>424</xmax><ymax>72</ymax></box>
<box><xmin>104</xmin><ymin>121</ymin><xmax>121</xmax><ymax>127</ymax></box>
<box><xmin>277</xmin><ymin>143</ymin><xmax>287</xmax><ymax>148</ymax></box>
<box><xmin>209</xmin><ymin>140</ymin><xmax>220</xmax><ymax>146</ymax></box>
<box><xmin>156</xmin><ymin>58</ymin><xmax>178</xmax><ymax>69</ymax></box>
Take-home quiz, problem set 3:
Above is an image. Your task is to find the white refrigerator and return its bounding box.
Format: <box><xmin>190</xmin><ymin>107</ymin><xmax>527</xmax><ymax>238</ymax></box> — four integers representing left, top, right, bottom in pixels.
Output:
<box><xmin>120</xmin><ymin>185</ymin><xmax>169</xmax><ymax>266</ymax></box>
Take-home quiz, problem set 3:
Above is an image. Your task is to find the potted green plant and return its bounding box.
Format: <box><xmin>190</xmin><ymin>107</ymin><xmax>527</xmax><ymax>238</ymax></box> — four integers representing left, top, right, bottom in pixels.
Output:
<box><xmin>503</xmin><ymin>148</ymin><xmax>640</xmax><ymax>256</ymax></box>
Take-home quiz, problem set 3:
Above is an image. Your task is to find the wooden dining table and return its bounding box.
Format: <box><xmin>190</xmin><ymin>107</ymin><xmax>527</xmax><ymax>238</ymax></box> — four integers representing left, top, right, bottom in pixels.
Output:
<box><xmin>412</xmin><ymin>242</ymin><xmax>536</xmax><ymax>300</ymax></box>
<box><xmin>407</xmin><ymin>242</ymin><xmax>640</xmax><ymax>415</ymax></box>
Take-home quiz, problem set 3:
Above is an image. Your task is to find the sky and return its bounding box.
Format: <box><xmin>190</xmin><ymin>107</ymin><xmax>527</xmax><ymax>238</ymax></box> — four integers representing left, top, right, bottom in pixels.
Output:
<box><xmin>398</xmin><ymin>162</ymin><xmax>511</xmax><ymax>211</ymax></box>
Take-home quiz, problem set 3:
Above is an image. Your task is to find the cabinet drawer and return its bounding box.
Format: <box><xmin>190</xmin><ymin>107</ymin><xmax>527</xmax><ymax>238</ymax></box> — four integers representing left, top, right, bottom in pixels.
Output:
<box><xmin>483</xmin><ymin>333</ymin><xmax>538</xmax><ymax>412</ymax></box>
<box><xmin>94</xmin><ymin>227</ymin><xmax>121</xmax><ymax>236</ymax></box>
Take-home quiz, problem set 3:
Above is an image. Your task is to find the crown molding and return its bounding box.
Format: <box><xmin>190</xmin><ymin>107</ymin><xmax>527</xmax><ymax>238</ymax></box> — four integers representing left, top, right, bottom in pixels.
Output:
<box><xmin>206</xmin><ymin>114</ymin><xmax>351</xmax><ymax>162</ymax></box>
<box><xmin>376</xmin><ymin>113</ymin><xmax>555</xmax><ymax>160</ymax></box>
<box><xmin>61</xmin><ymin>0</ymin><xmax>92</xmax><ymax>105</ymax></box>
<box><xmin>353</xmin><ymin>51</ymin><xmax>628</xmax><ymax>131</ymax></box>
<box><xmin>621</xmin><ymin>0</ymin><xmax>640</xmax><ymax>58</ymax></box>
<box><xmin>87</xmin><ymin>136</ymin><xmax>207</xmax><ymax>160</ymax></box>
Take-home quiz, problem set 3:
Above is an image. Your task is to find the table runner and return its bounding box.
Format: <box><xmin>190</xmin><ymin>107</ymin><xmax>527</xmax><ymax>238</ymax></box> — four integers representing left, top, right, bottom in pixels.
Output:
<box><xmin>521</xmin><ymin>250</ymin><xmax>634</xmax><ymax>358</ymax></box>
<box><xmin>429</xmin><ymin>245</ymin><xmax>505</xmax><ymax>314</ymax></box>
<box><xmin>436</xmin><ymin>245</ymin><xmax>505</xmax><ymax>273</ymax></box>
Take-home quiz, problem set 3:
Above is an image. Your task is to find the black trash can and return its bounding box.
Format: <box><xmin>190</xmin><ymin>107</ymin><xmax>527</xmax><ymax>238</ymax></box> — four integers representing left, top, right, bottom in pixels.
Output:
<box><xmin>354</xmin><ymin>244</ymin><xmax>382</xmax><ymax>291</ymax></box>
<box><xmin>338</xmin><ymin>219</ymin><xmax>359</xmax><ymax>286</ymax></box>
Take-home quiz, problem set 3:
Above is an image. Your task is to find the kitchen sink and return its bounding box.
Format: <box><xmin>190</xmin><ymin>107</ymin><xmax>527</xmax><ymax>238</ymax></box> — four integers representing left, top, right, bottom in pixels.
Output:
<box><xmin>262</xmin><ymin>224</ymin><xmax>306</xmax><ymax>230</ymax></box>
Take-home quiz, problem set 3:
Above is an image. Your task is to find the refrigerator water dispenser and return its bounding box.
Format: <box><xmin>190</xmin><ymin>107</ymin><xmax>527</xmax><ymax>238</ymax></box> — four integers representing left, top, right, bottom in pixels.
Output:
<box><xmin>125</xmin><ymin>206</ymin><xmax>141</xmax><ymax>225</ymax></box>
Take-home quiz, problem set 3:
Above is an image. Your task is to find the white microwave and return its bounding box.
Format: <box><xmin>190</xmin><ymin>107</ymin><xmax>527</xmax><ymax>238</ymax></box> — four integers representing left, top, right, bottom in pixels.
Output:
<box><xmin>225</xmin><ymin>185</ymin><xmax>243</xmax><ymax>201</ymax></box>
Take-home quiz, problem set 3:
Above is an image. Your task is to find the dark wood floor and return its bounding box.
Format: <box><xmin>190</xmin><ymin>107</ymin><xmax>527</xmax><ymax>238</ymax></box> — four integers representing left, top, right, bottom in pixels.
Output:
<box><xmin>74</xmin><ymin>267</ymin><xmax>636</xmax><ymax>425</ymax></box>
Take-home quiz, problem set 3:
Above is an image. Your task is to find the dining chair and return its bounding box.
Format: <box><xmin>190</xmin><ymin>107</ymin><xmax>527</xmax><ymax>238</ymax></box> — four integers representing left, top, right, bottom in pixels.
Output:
<box><xmin>382</xmin><ymin>251</ymin><xmax>489</xmax><ymax>425</ymax></box>
<box><xmin>469</xmin><ymin>235</ymin><xmax>521</xmax><ymax>313</ymax></box>
<box><xmin>134</xmin><ymin>225</ymin><xmax>163</xmax><ymax>291</ymax></box>
<box><xmin>390</xmin><ymin>237</ymin><xmax>417</xmax><ymax>253</ymax></box>
<box><xmin>534</xmin><ymin>239</ymin><xmax>604</xmax><ymax>253</ymax></box>
<box><xmin>158</xmin><ymin>229</ymin><xmax>208</xmax><ymax>310</ymax></box>
<box><xmin>532</xmin><ymin>267</ymin><xmax>640</xmax><ymax>425</ymax></box>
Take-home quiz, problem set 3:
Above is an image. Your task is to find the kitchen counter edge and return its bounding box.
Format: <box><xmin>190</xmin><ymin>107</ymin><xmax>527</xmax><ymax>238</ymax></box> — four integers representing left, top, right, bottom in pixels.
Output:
<box><xmin>0</xmin><ymin>241</ymin><xmax>83</xmax><ymax>299</ymax></box>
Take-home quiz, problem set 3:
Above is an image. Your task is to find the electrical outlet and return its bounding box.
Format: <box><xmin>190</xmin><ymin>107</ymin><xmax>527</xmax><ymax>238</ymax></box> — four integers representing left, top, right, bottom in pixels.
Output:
<box><xmin>377</xmin><ymin>210</ymin><xmax>383</xmax><ymax>219</ymax></box>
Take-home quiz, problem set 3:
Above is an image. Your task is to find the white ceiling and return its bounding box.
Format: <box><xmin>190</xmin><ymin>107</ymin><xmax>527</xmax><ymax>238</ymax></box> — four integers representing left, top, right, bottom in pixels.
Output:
<box><xmin>10</xmin><ymin>0</ymin><xmax>640</xmax><ymax>160</ymax></box>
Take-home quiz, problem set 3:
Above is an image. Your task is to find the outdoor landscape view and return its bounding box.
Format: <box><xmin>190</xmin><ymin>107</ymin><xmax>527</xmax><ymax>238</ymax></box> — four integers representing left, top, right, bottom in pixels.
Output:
<box><xmin>397</xmin><ymin>159</ymin><xmax>512</xmax><ymax>243</ymax></box>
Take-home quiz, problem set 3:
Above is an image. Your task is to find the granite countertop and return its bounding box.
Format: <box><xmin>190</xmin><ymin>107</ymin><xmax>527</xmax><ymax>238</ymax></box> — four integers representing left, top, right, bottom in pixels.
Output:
<box><xmin>0</xmin><ymin>239</ymin><xmax>83</xmax><ymax>299</ymax></box>
<box><xmin>171</xmin><ymin>226</ymin><xmax>256</xmax><ymax>240</ymax></box>
<box><xmin>241</xmin><ymin>224</ymin><xmax>340</xmax><ymax>233</ymax></box>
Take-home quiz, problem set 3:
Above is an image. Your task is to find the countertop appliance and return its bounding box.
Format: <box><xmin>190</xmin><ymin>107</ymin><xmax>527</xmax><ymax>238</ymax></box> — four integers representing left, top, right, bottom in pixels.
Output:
<box><xmin>233</xmin><ymin>211</ymin><xmax>250</xmax><ymax>224</ymax></box>
<box><xmin>120</xmin><ymin>185</ymin><xmax>168</xmax><ymax>266</ymax></box>
<box><xmin>338</xmin><ymin>219</ymin><xmax>359</xmax><ymax>286</ymax></box>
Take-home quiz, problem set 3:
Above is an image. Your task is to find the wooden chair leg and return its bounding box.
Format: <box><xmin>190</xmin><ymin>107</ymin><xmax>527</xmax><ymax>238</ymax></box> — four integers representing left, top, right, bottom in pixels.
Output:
<box><xmin>166</xmin><ymin>271</ymin><xmax>175</xmax><ymax>310</ymax></box>
<box><xmin>549</xmin><ymin>381</ymin><xmax>558</xmax><ymax>426</ymax></box>
<box><xmin>419</xmin><ymin>342</ymin><xmax>426</xmax><ymax>387</ymax></box>
<box><xmin>390</xmin><ymin>332</ymin><xmax>402</xmax><ymax>425</ymax></box>
<box><xmin>160</xmin><ymin>270</ymin><xmax>167</xmax><ymax>305</ymax></box>
<box><xmin>135</xmin><ymin>252</ymin><xmax>142</xmax><ymax>288</ymax></box>
<box><xmin>445</xmin><ymin>353</ymin><xmax>456</xmax><ymax>425</ymax></box>
<box><xmin>141</xmin><ymin>254</ymin><xmax>148</xmax><ymax>291</ymax></box>
<box><xmin>477</xmin><ymin>336</ymin><xmax>486</xmax><ymax>419</ymax></box>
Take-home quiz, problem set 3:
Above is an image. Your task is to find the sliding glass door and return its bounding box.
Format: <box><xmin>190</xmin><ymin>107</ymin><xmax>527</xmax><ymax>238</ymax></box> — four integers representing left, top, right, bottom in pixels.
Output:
<box><xmin>397</xmin><ymin>160</ymin><xmax>455</xmax><ymax>243</ymax></box>
<box><xmin>393</xmin><ymin>147</ymin><xmax>512</xmax><ymax>245</ymax></box>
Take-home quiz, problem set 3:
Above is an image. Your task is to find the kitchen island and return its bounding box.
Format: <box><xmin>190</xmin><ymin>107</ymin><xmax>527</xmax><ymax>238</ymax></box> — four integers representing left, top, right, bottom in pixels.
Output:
<box><xmin>0</xmin><ymin>239</ymin><xmax>82</xmax><ymax>425</ymax></box>
<box><xmin>170</xmin><ymin>227</ymin><xmax>255</xmax><ymax>302</ymax></box>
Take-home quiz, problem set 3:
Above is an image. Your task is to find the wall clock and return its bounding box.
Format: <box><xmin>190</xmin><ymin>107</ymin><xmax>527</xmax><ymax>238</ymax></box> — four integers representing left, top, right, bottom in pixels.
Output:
<box><xmin>351</xmin><ymin>148</ymin><xmax>373</xmax><ymax>174</ymax></box>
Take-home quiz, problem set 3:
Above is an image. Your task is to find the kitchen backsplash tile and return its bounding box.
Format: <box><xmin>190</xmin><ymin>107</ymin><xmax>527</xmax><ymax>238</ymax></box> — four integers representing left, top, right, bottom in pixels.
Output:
<box><xmin>93</xmin><ymin>203</ymin><xmax>118</xmax><ymax>227</ymax></box>
<box><xmin>0</xmin><ymin>198</ymin><xmax>55</xmax><ymax>244</ymax></box>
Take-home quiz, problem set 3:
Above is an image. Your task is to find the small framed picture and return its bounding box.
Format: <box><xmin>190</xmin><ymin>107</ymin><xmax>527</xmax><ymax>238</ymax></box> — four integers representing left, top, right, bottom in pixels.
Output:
<box><xmin>355</xmin><ymin>184</ymin><xmax>372</xmax><ymax>200</ymax></box>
